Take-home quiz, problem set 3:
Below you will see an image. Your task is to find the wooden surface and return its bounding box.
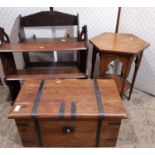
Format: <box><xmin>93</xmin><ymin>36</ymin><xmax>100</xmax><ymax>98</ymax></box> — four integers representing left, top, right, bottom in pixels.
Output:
<box><xmin>39</xmin><ymin>120</ymin><xmax>97</xmax><ymax>147</ymax></box>
<box><xmin>16</xmin><ymin>119</ymin><xmax>38</xmax><ymax>147</ymax></box>
<box><xmin>97</xmin><ymin>80</ymin><xmax>127</xmax><ymax>120</ymax></box>
<box><xmin>6</xmin><ymin>67</ymin><xmax>86</xmax><ymax>80</ymax></box>
<box><xmin>90</xmin><ymin>32</ymin><xmax>150</xmax><ymax>99</ymax></box>
<box><xmin>90</xmin><ymin>33</ymin><xmax>150</xmax><ymax>54</ymax></box>
<box><xmin>0</xmin><ymin>38</ymin><xmax>87</xmax><ymax>52</ymax></box>
<box><xmin>99</xmin><ymin>53</ymin><xmax>133</xmax><ymax>95</ymax></box>
<box><xmin>8</xmin><ymin>79</ymin><xmax>127</xmax><ymax>120</ymax></box>
<box><xmin>20</xmin><ymin>11</ymin><xmax>78</xmax><ymax>27</ymax></box>
<box><xmin>8</xmin><ymin>79</ymin><xmax>127</xmax><ymax>147</ymax></box>
<box><xmin>101</xmin><ymin>74</ymin><xmax>130</xmax><ymax>93</ymax></box>
<box><xmin>0</xmin><ymin>11</ymin><xmax>88</xmax><ymax>102</ymax></box>
<box><xmin>100</xmin><ymin>120</ymin><xmax>120</xmax><ymax>147</ymax></box>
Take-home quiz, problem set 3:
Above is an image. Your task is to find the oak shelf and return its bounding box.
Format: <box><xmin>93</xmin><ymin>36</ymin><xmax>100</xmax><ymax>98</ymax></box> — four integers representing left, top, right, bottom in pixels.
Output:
<box><xmin>0</xmin><ymin>38</ymin><xmax>87</xmax><ymax>52</ymax></box>
<box><xmin>6</xmin><ymin>67</ymin><xmax>86</xmax><ymax>81</ymax></box>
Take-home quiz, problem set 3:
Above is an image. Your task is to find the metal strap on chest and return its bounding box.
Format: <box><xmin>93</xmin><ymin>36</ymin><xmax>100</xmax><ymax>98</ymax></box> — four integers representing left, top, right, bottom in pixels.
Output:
<box><xmin>59</xmin><ymin>101</ymin><xmax>65</xmax><ymax>119</ymax></box>
<box><xmin>59</xmin><ymin>101</ymin><xmax>77</xmax><ymax>120</ymax></box>
<box><xmin>32</xmin><ymin>80</ymin><xmax>45</xmax><ymax>117</ymax></box>
<box><xmin>31</xmin><ymin>80</ymin><xmax>45</xmax><ymax>147</ymax></box>
<box><xmin>93</xmin><ymin>79</ymin><xmax>104</xmax><ymax>147</ymax></box>
<box><xmin>71</xmin><ymin>102</ymin><xmax>77</xmax><ymax>120</ymax></box>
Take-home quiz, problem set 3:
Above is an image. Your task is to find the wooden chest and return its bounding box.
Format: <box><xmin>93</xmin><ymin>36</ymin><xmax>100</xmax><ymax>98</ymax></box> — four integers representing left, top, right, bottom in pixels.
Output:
<box><xmin>8</xmin><ymin>79</ymin><xmax>127</xmax><ymax>147</ymax></box>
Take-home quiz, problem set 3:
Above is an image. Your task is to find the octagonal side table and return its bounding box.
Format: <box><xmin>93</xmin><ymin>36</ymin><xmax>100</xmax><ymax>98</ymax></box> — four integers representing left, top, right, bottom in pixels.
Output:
<box><xmin>90</xmin><ymin>33</ymin><xmax>150</xmax><ymax>99</ymax></box>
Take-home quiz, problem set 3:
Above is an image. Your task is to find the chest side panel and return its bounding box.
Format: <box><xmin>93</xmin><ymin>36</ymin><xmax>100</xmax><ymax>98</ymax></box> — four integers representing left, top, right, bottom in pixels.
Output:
<box><xmin>16</xmin><ymin>119</ymin><xmax>38</xmax><ymax>147</ymax></box>
<box><xmin>100</xmin><ymin>120</ymin><xmax>121</xmax><ymax>147</ymax></box>
<box><xmin>97</xmin><ymin>80</ymin><xmax>127</xmax><ymax>147</ymax></box>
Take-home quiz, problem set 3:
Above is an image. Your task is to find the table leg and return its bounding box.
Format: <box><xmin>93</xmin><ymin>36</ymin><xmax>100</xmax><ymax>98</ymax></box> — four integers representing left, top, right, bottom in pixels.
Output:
<box><xmin>128</xmin><ymin>51</ymin><xmax>144</xmax><ymax>100</ymax></box>
<box><xmin>91</xmin><ymin>46</ymin><xmax>97</xmax><ymax>78</ymax></box>
<box><xmin>120</xmin><ymin>56</ymin><xmax>134</xmax><ymax>98</ymax></box>
<box><xmin>120</xmin><ymin>58</ymin><xmax>130</xmax><ymax>98</ymax></box>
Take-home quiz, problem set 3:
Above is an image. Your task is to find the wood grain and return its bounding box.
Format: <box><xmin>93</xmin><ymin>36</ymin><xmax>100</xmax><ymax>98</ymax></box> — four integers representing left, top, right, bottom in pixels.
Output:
<box><xmin>8</xmin><ymin>79</ymin><xmax>127</xmax><ymax>147</ymax></box>
<box><xmin>8</xmin><ymin>79</ymin><xmax>127</xmax><ymax>120</ymax></box>
<box><xmin>20</xmin><ymin>11</ymin><xmax>78</xmax><ymax>27</ymax></box>
<box><xmin>98</xmin><ymin>80</ymin><xmax>127</xmax><ymax>120</ymax></box>
<box><xmin>0</xmin><ymin>11</ymin><xmax>88</xmax><ymax>102</ymax></box>
<box><xmin>90</xmin><ymin>32</ymin><xmax>149</xmax><ymax>99</ymax></box>
<box><xmin>100</xmin><ymin>121</ymin><xmax>121</xmax><ymax>147</ymax></box>
<box><xmin>90</xmin><ymin>33</ymin><xmax>150</xmax><ymax>54</ymax></box>
<box><xmin>39</xmin><ymin>119</ymin><xmax>97</xmax><ymax>147</ymax></box>
<box><xmin>16</xmin><ymin>119</ymin><xmax>38</xmax><ymax>147</ymax></box>
<box><xmin>6</xmin><ymin>67</ymin><xmax>86</xmax><ymax>81</ymax></box>
<box><xmin>0</xmin><ymin>38</ymin><xmax>87</xmax><ymax>52</ymax></box>
<box><xmin>101</xmin><ymin>74</ymin><xmax>130</xmax><ymax>93</ymax></box>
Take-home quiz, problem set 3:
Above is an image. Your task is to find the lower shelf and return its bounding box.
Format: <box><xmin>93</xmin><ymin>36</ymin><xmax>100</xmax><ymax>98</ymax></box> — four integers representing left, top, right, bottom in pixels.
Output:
<box><xmin>6</xmin><ymin>67</ymin><xmax>86</xmax><ymax>80</ymax></box>
<box><xmin>101</xmin><ymin>74</ymin><xmax>131</xmax><ymax>93</ymax></box>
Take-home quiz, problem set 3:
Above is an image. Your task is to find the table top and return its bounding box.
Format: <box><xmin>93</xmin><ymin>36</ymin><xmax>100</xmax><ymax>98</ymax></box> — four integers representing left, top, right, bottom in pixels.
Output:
<box><xmin>8</xmin><ymin>79</ymin><xmax>127</xmax><ymax>120</ymax></box>
<box><xmin>90</xmin><ymin>33</ymin><xmax>150</xmax><ymax>54</ymax></box>
<box><xmin>0</xmin><ymin>37</ymin><xmax>87</xmax><ymax>52</ymax></box>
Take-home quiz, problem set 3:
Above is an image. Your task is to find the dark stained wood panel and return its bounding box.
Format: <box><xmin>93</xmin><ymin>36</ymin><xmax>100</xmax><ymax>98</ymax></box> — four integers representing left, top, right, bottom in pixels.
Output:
<box><xmin>21</xmin><ymin>11</ymin><xmax>78</xmax><ymax>27</ymax></box>
<box><xmin>0</xmin><ymin>38</ymin><xmax>87</xmax><ymax>52</ymax></box>
<box><xmin>25</xmin><ymin>61</ymin><xmax>78</xmax><ymax>69</ymax></box>
<box><xmin>16</xmin><ymin>119</ymin><xmax>38</xmax><ymax>147</ymax></box>
<box><xmin>100</xmin><ymin>120</ymin><xmax>121</xmax><ymax>147</ymax></box>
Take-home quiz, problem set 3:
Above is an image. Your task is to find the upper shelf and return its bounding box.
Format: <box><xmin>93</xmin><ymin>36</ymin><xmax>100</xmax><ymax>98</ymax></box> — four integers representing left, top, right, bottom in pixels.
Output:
<box><xmin>0</xmin><ymin>37</ymin><xmax>87</xmax><ymax>52</ymax></box>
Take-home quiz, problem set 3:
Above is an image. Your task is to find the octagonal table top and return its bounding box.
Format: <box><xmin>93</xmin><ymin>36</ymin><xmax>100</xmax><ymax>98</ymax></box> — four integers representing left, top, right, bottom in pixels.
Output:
<box><xmin>90</xmin><ymin>33</ymin><xmax>150</xmax><ymax>54</ymax></box>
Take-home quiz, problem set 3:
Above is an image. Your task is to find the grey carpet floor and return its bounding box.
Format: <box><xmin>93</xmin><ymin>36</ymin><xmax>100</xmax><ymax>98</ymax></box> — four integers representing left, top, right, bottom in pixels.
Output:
<box><xmin>0</xmin><ymin>86</ymin><xmax>155</xmax><ymax>147</ymax></box>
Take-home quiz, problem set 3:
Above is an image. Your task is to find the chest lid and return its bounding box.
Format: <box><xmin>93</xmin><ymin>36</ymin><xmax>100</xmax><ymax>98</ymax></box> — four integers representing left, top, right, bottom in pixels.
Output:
<box><xmin>8</xmin><ymin>79</ymin><xmax>127</xmax><ymax>120</ymax></box>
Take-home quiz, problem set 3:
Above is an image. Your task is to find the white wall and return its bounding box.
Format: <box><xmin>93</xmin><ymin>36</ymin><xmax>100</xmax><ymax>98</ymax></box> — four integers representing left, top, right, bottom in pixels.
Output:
<box><xmin>119</xmin><ymin>7</ymin><xmax>155</xmax><ymax>95</ymax></box>
<box><xmin>55</xmin><ymin>7</ymin><xmax>118</xmax><ymax>38</ymax></box>
<box><xmin>0</xmin><ymin>7</ymin><xmax>118</xmax><ymax>38</ymax></box>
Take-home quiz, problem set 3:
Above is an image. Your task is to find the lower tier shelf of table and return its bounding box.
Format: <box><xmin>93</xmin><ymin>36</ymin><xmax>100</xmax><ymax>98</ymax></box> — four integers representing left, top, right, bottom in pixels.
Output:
<box><xmin>101</xmin><ymin>74</ymin><xmax>131</xmax><ymax>93</ymax></box>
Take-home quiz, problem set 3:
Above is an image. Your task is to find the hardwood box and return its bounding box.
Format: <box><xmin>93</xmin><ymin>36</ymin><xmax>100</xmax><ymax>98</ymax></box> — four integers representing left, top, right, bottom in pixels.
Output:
<box><xmin>8</xmin><ymin>79</ymin><xmax>127</xmax><ymax>147</ymax></box>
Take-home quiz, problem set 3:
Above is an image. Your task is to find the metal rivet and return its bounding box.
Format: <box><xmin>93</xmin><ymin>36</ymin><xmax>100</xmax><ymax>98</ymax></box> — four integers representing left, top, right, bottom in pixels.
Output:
<box><xmin>66</xmin><ymin>129</ymin><xmax>71</xmax><ymax>133</ymax></box>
